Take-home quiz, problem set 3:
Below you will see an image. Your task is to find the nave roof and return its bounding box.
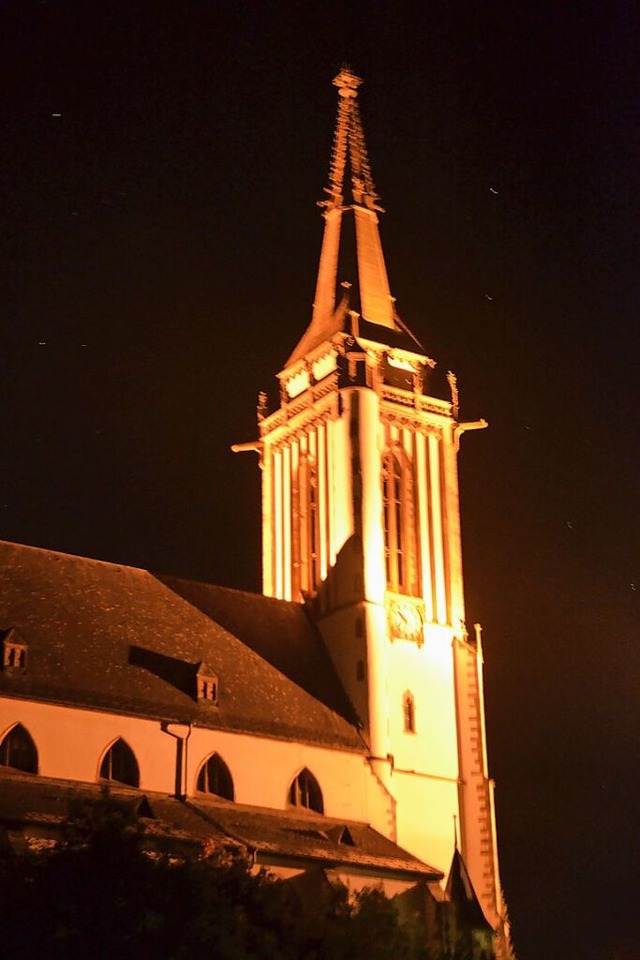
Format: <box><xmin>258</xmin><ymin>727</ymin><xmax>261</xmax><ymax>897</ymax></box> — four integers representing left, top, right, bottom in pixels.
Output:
<box><xmin>0</xmin><ymin>540</ymin><xmax>361</xmax><ymax>751</ymax></box>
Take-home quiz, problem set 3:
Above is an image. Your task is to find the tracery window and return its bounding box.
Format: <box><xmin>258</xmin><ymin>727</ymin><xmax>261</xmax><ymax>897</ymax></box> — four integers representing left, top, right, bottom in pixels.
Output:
<box><xmin>403</xmin><ymin>692</ymin><xmax>416</xmax><ymax>734</ymax></box>
<box><xmin>196</xmin><ymin>753</ymin><xmax>234</xmax><ymax>800</ymax></box>
<box><xmin>288</xmin><ymin>767</ymin><xmax>324</xmax><ymax>814</ymax></box>
<box><xmin>382</xmin><ymin>448</ymin><xmax>418</xmax><ymax>595</ymax></box>
<box><xmin>0</xmin><ymin>723</ymin><xmax>38</xmax><ymax>774</ymax></box>
<box><xmin>99</xmin><ymin>738</ymin><xmax>139</xmax><ymax>788</ymax></box>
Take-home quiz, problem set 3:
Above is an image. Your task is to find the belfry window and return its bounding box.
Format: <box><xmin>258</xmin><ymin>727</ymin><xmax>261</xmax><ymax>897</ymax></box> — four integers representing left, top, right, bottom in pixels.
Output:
<box><xmin>0</xmin><ymin>723</ymin><xmax>38</xmax><ymax>774</ymax></box>
<box><xmin>382</xmin><ymin>448</ymin><xmax>417</xmax><ymax>595</ymax></box>
<box><xmin>196</xmin><ymin>752</ymin><xmax>234</xmax><ymax>800</ymax></box>
<box><xmin>288</xmin><ymin>768</ymin><xmax>324</xmax><ymax>814</ymax></box>
<box><xmin>99</xmin><ymin>738</ymin><xmax>139</xmax><ymax>788</ymax></box>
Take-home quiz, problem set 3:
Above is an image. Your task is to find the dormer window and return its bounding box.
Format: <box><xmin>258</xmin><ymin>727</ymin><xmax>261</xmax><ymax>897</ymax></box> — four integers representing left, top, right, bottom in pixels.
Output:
<box><xmin>196</xmin><ymin>662</ymin><xmax>219</xmax><ymax>705</ymax></box>
<box><xmin>2</xmin><ymin>628</ymin><xmax>28</xmax><ymax>672</ymax></box>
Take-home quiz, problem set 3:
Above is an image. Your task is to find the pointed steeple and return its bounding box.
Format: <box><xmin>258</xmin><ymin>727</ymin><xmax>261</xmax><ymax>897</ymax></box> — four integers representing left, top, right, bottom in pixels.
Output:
<box><xmin>287</xmin><ymin>68</ymin><xmax>397</xmax><ymax>367</ymax></box>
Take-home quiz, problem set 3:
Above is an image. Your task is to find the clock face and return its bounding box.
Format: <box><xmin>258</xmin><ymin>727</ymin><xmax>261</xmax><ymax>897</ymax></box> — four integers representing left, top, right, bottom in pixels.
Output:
<box><xmin>388</xmin><ymin>600</ymin><xmax>424</xmax><ymax>643</ymax></box>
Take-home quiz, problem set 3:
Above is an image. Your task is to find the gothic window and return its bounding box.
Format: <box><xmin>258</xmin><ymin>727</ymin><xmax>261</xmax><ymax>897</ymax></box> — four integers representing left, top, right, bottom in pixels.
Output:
<box><xmin>99</xmin><ymin>738</ymin><xmax>139</xmax><ymax>788</ymax></box>
<box><xmin>196</xmin><ymin>753</ymin><xmax>234</xmax><ymax>800</ymax></box>
<box><xmin>403</xmin><ymin>692</ymin><xmax>416</xmax><ymax>734</ymax></box>
<box><xmin>382</xmin><ymin>448</ymin><xmax>417</xmax><ymax>595</ymax></box>
<box><xmin>0</xmin><ymin>724</ymin><xmax>38</xmax><ymax>774</ymax></box>
<box><xmin>288</xmin><ymin>767</ymin><xmax>324</xmax><ymax>814</ymax></box>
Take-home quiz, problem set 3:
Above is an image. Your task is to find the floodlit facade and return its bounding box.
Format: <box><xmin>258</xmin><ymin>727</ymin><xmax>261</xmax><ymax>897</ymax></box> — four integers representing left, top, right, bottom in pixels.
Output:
<box><xmin>241</xmin><ymin>67</ymin><xmax>510</xmax><ymax>953</ymax></box>
<box><xmin>0</xmin><ymin>69</ymin><xmax>512</xmax><ymax>958</ymax></box>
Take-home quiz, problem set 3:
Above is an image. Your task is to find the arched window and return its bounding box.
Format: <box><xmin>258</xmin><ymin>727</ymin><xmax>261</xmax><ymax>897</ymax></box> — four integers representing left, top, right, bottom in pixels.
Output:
<box><xmin>288</xmin><ymin>768</ymin><xmax>323</xmax><ymax>814</ymax></box>
<box><xmin>403</xmin><ymin>692</ymin><xmax>416</xmax><ymax>734</ymax></box>
<box><xmin>382</xmin><ymin>448</ymin><xmax>417</xmax><ymax>595</ymax></box>
<box><xmin>196</xmin><ymin>753</ymin><xmax>234</xmax><ymax>800</ymax></box>
<box><xmin>0</xmin><ymin>724</ymin><xmax>38</xmax><ymax>774</ymax></box>
<box><xmin>99</xmin><ymin>738</ymin><xmax>139</xmax><ymax>788</ymax></box>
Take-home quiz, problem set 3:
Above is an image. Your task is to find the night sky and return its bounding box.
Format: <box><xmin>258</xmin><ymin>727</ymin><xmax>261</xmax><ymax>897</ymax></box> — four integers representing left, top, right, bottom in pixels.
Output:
<box><xmin>2</xmin><ymin>4</ymin><xmax>639</xmax><ymax>958</ymax></box>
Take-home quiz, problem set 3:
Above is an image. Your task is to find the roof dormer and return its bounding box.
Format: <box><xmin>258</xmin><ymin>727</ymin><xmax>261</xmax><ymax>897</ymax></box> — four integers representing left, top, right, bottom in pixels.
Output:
<box><xmin>1</xmin><ymin>627</ymin><xmax>28</xmax><ymax>673</ymax></box>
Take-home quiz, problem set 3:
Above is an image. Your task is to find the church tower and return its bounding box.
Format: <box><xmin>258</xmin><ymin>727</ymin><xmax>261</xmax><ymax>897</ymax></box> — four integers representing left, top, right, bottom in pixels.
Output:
<box><xmin>237</xmin><ymin>69</ymin><xmax>508</xmax><ymax>949</ymax></box>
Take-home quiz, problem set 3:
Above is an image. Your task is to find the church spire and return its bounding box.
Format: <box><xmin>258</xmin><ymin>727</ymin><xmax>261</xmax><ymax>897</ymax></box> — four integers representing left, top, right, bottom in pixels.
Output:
<box><xmin>322</xmin><ymin>67</ymin><xmax>381</xmax><ymax>213</ymax></box>
<box><xmin>287</xmin><ymin>68</ymin><xmax>396</xmax><ymax>367</ymax></box>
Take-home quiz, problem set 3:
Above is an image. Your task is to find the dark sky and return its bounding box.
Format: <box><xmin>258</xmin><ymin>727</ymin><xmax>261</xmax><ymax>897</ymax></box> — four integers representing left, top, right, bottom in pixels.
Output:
<box><xmin>2</xmin><ymin>4</ymin><xmax>639</xmax><ymax>958</ymax></box>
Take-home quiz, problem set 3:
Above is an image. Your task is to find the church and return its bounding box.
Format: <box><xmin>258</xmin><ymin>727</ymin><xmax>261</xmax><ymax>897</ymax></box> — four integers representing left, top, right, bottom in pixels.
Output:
<box><xmin>0</xmin><ymin>69</ymin><xmax>512</xmax><ymax>958</ymax></box>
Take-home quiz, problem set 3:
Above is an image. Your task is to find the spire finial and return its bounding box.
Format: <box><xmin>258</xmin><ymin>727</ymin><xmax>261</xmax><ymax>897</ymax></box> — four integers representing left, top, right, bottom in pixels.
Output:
<box><xmin>333</xmin><ymin>65</ymin><xmax>362</xmax><ymax>99</ymax></box>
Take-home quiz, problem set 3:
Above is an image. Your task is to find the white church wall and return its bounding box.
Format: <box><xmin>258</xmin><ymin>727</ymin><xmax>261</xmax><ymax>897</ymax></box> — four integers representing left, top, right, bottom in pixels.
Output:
<box><xmin>0</xmin><ymin>697</ymin><xmax>176</xmax><ymax>792</ymax></box>
<box><xmin>386</xmin><ymin>624</ymin><xmax>459</xmax><ymax>778</ymax></box>
<box><xmin>0</xmin><ymin>695</ymin><xmax>395</xmax><ymax>841</ymax></box>
<box><xmin>391</xmin><ymin>771</ymin><xmax>459</xmax><ymax>876</ymax></box>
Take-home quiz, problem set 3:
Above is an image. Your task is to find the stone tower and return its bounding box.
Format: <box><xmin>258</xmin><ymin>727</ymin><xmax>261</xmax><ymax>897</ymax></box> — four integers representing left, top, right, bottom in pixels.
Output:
<box><xmin>237</xmin><ymin>68</ymin><xmax>509</xmax><ymax>952</ymax></box>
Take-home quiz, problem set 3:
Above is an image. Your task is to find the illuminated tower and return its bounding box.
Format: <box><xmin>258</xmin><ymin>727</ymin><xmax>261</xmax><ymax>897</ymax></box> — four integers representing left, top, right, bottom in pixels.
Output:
<box><xmin>237</xmin><ymin>69</ymin><xmax>508</xmax><ymax>951</ymax></box>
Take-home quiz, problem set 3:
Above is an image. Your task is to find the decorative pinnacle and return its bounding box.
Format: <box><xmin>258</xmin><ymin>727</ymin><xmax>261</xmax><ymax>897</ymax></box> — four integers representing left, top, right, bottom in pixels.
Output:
<box><xmin>333</xmin><ymin>66</ymin><xmax>362</xmax><ymax>99</ymax></box>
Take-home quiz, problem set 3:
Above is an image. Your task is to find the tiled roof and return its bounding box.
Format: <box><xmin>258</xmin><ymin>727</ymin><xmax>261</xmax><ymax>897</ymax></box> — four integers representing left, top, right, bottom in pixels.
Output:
<box><xmin>445</xmin><ymin>848</ymin><xmax>492</xmax><ymax>930</ymax></box>
<box><xmin>188</xmin><ymin>796</ymin><xmax>443</xmax><ymax>879</ymax></box>
<box><xmin>160</xmin><ymin>577</ymin><xmax>358</xmax><ymax>723</ymax></box>
<box><xmin>0</xmin><ymin>541</ymin><xmax>361</xmax><ymax>750</ymax></box>
<box><xmin>0</xmin><ymin>770</ymin><xmax>441</xmax><ymax>880</ymax></box>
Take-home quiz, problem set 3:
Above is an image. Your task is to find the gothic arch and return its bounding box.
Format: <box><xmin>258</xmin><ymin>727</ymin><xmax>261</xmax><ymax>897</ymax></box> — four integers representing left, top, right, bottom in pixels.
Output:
<box><xmin>0</xmin><ymin>722</ymin><xmax>38</xmax><ymax>774</ymax></box>
<box><xmin>287</xmin><ymin>767</ymin><xmax>324</xmax><ymax>814</ymax></box>
<box><xmin>99</xmin><ymin>737</ymin><xmax>139</xmax><ymax>788</ymax></box>
<box><xmin>195</xmin><ymin>752</ymin><xmax>234</xmax><ymax>800</ymax></box>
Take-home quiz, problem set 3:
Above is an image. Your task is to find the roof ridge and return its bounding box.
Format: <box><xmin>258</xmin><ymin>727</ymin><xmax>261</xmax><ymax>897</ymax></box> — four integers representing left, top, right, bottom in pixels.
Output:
<box><xmin>0</xmin><ymin>539</ymin><xmax>149</xmax><ymax>576</ymax></box>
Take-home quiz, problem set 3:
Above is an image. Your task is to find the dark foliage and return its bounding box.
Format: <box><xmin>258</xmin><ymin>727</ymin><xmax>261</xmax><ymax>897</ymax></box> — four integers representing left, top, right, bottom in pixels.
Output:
<box><xmin>0</xmin><ymin>791</ymin><xmax>469</xmax><ymax>960</ymax></box>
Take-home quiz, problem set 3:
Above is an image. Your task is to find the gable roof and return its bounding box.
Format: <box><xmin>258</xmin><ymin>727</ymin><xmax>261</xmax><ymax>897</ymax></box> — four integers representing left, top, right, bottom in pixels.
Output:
<box><xmin>0</xmin><ymin>541</ymin><xmax>361</xmax><ymax>751</ymax></box>
<box><xmin>445</xmin><ymin>848</ymin><xmax>493</xmax><ymax>931</ymax></box>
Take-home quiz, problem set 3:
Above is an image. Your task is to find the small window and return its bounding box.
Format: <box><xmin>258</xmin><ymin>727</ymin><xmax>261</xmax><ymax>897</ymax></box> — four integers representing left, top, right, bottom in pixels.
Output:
<box><xmin>288</xmin><ymin>768</ymin><xmax>323</xmax><ymax>814</ymax></box>
<box><xmin>403</xmin><ymin>692</ymin><xmax>416</xmax><ymax>734</ymax></box>
<box><xmin>100</xmin><ymin>738</ymin><xmax>139</xmax><ymax>788</ymax></box>
<box><xmin>2</xmin><ymin>628</ymin><xmax>28</xmax><ymax>672</ymax></box>
<box><xmin>0</xmin><ymin>723</ymin><xmax>38</xmax><ymax>774</ymax></box>
<box><xmin>196</xmin><ymin>753</ymin><xmax>234</xmax><ymax>800</ymax></box>
<box><xmin>196</xmin><ymin>663</ymin><xmax>219</xmax><ymax>704</ymax></box>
